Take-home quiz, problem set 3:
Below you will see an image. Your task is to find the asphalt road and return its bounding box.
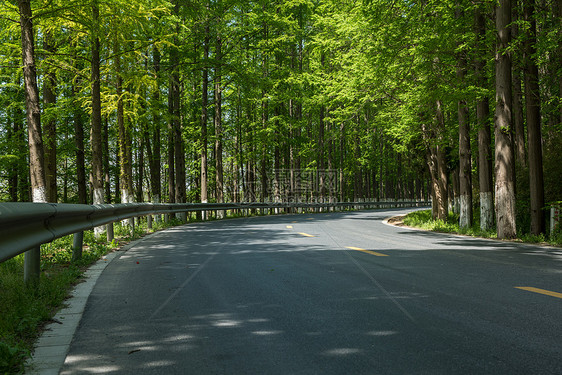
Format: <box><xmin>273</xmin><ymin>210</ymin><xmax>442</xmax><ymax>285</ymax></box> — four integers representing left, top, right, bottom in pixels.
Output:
<box><xmin>60</xmin><ymin>208</ymin><xmax>562</xmax><ymax>374</ymax></box>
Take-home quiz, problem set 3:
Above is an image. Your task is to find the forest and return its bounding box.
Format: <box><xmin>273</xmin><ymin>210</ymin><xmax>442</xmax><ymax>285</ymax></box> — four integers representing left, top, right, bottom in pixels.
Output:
<box><xmin>0</xmin><ymin>0</ymin><xmax>560</xmax><ymax>239</ymax></box>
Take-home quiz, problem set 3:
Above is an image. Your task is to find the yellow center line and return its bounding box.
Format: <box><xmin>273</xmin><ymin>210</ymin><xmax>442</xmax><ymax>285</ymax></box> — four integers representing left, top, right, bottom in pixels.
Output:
<box><xmin>346</xmin><ymin>246</ymin><xmax>388</xmax><ymax>257</ymax></box>
<box><xmin>286</xmin><ymin>225</ymin><xmax>293</xmax><ymax>229</ymax></box>
<box><xmin>515</xmin><ymin>287</ymin><xmax>562</xmax><ymax>299</ymax></box>
<box><xmin>298</xmin><ymin>232</ymin><xmax>315</xmax><ymax>238</ymax></box>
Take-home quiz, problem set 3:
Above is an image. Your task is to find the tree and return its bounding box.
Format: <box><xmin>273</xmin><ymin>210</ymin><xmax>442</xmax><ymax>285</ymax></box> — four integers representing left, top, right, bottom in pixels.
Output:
<box><xmin>474</xmin><ymin>4</ymin><xmax>494</xmax><ymax>231</ymax></box>
<box><xmin>456</xmin><ymin>5</ymin><xmax>472</xmax><ymax>229</ymax></box>
<box><xmin>214</xmin><ymin>0</ymin><xmax>224</xmax><ymax>214</ymax></box>
<box><xmin>18</xmin><ymin>0</ymin><xmax>46</xmax><ymax>204</ymax></box>
<box><xmin>523</xmin><ymin>0</ymin><xmax>545</xmax><ymax>235</ymax></box>
<box><xmin>494</xmin><ymin>0</ymin><xmax>517</xmax><ymax>239</ymax></box>
<box><xmin>91</xmin><ymin>0</ymin><xmax>104</xmax><ymax>212</ymax></box>
<box><xmin>18</xmin><ymin>0</ymin><xmax>46</xmax><ymax>283</ymax></box>
<box><xmin>43</xmin><ymin>29</ymin><xmax>57</xmax><ymax>203</ymax></box>
<box><xmin>170</xmin><ymin>0</ymin><xmax>186</xmax><ymax>219</ymax></box>
<box><xmin>201</xmin><ymin>13</ymin><xmax>210</xmax><ymax>207</ymax></box>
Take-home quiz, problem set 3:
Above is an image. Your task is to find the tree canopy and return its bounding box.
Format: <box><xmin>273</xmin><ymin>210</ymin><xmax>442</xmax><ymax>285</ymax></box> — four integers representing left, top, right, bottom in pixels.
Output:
<box><xmin>1</xmin><ymin>0</ymin><xmax>561</xmax><ymax>238</ymax></box>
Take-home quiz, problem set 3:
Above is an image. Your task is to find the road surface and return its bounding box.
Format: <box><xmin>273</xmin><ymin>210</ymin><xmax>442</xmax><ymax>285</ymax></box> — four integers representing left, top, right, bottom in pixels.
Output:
<box><xmin>60</xmin><ymin>208</ymin><xmax>562</xmax><ymax>374</ymax></box>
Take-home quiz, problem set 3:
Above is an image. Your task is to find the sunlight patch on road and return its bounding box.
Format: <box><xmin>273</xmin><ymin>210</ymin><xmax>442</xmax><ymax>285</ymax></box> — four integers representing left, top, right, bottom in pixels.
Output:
<box><xmin>145</xmin><ymin>360</ymin><xmax>177</xmax><ymax>368</ymax></box>
<box><xmin>251</xmin><ymin>330</ymin><xmax>283</xmax><ymax>336</ymax></box>
<box><xmin>212</xmin><ymin>319</ymin><xmax>243</xmax><ymax>328</ymax></box>
<box><xmin>365</xmin><ymin>330</ymin><xmax>398</xmax><ymax>336</ymax></box>
<box><xmin>515</xmin><ymin>286</ymin><xmax>562</xmax><ymax>299</ymax></box>
<box><xmin>322</xmin><ymin>348</ymin><xmax>363</xmax><ymax>356</ymax></box>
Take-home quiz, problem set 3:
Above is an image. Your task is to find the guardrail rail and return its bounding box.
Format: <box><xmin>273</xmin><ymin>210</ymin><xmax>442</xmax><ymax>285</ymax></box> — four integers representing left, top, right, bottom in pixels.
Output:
<box><xmin>0</xmin><ymin>200</ymin><xmax>430</xmax><ymax>284</ymax></box>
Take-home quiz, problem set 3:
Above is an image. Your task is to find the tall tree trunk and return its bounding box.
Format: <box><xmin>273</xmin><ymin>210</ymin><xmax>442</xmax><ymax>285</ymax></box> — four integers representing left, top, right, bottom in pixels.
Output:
<box><xmin>19</xmin><ymin>0</ymin><xmax>46</xmax><ymax>204</ymax></box>
<box><xmin>71</xmin><ymin>42</ymin><xmax>88</xmax><ymax>204</ymax></box>
<box><xmin>319</xmin><ymin>105</ymin><xmax>325</xmax><ymax>199</ymax></box>
<box><xmin>524</xmin><ymin>0</ymin><xmax>545</xmax><ymax>235</ymax></box>
<box><xmin>339</xmin><ymin>122</ymin><xmax>345</xmax><ymax>201</ymax></box>
<box><xmin>73</xmin><ymin>92</ymin><xmax>87</xmax><ymax>204</ymax></box>
<box><xmin>115</xmin><ymin>151</ymin><xmax>121</xmax><ymax>203</ymax></box>
<box><xmin>475</xmin><ymin>6</ymin><xmax>494</xmax><ymax>230</ymax></box>
<box><xmin>494</xmin><ymin>0</ymin><xmax>517</xmax><ymax>239</ymax></box>
<box><xmin>558</xmin><ymin>0</ymin><xmax>562</xmax><ymax>126</ymax></box>
<box><xmin>512</xmin><ymin>2</ymin><xmax>527</xmax><ymax>166</ymax></box>
<box><xmin>215</xmin><ymin>33</ymin><xmax>224</xmax><ymax>211</ymax></box>
<box><xmin>170</xmin><ymin>5</ymin><xmax>185</xmax><ymax>218</ymax></box>
<box><xmin>43</xmin><ymin>30</ymin><xmax>57</xmax><ymax>203</ymax></box>
<box><xmin>167</xmin><ymin>115</ymin><xmax>175</xmax><ymax>204</ymax></box>
<box><xmin>10</xmin><ymin>83</ymin><xmax>26</xmax><ymax>201</ymax></box>
<box><xmin>150</xmin><ymin>47</ymin><xmax>162</xmax><ymax>208</ymax></box>
<box><xmin>166</xmin><ymin>40</ymin><xmax>176</xmax><ymax>206</ymax></box>
<box><xmin>136</xmin><ymin>138</ymin><xmax>144</xmax><ymax>202</ymax></box>
<box><xmin>451</xmin><ymin>166</ymin><xmax>460</xmax><ymax>215</ymax></box>
<box><xmin>435</xmin><ymin>102</ymin><xmax>449</xmax><ymax>221</ymax></box>
<box><xmin>458</xmin><ymin>58</ymin><xmax>473</xmax><ymax>228</ymax></box>
<box><xmin>423</xmin><ymin>102</ymin><xmax>448</xmax><ymax>221</ymax></box>
<box><xmin>16</xmin><ymin>107</ymin><xmax>30</xmax><ymax>202</ymax></box>
<box><xmin>7</xmin><ymin>120</ymin><xmax>18</xmax><ymax>201</ymax></box>
<box><xmin>234</xmin><ymin>94</ymin><xmax>241</xmax><ymax>203</ymax></box>
<box><xmin>261</xmin><ymin>97</ymin><xmax>268</xmax><ymax>202</ymax></box>
<box><xmin>18</xmin><ymin>0</ymin><xmax>46</xmax><ymax>284</ymax></box>
<box><xmin>116</xmin><ymin>49</ymin><xmax>132</xmax><ymax>209</ymax></box>
<box><xmin>456</xmin><ymin>4</ymin><xmax>472</xmax><ymax>228</ymax></box>
<box><xmin>103</xmin><ymin>118</ymin><xmax>111</xmax><ymax>203</ymax></box>
<box><xmin>91</xmin><ymin>1</ymin><xmax>104</xmax><ymax>231</ymax></box>
<box><xmin>201</xmin><ymin>22</ymin><xmax>210</xmax><ymax>207</ymax></box>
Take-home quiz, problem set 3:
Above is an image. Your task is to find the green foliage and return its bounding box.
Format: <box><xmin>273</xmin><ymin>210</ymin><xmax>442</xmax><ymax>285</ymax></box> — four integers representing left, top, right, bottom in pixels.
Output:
<box><xmin>0</xmin><ymin>254</ymin><xmax>80</xmax><ymax>374</ymax></box>
<box><xmin>404</xmin><ymin>207</ymin><xmax>562</xmax><ymax>248</ymax></box>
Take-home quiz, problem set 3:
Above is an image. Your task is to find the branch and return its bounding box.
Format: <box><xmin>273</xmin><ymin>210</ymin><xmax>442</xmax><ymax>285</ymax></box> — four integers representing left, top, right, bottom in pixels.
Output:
<box><xmin>0</xmin><ymin>14</ymin><xmax>19</xmax><ymax>23</ymax></box>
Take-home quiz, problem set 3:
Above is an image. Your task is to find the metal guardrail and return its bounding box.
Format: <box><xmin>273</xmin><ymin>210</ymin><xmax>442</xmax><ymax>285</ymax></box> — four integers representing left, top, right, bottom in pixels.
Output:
<box><xmin>0</xmin><ymin>200</ymin><xmax>429</xmax><ymax>278</ymax></box>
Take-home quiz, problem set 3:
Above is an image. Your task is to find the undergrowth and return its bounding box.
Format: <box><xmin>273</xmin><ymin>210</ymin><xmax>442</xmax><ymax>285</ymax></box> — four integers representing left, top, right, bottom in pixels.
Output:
<box><xmin>403</xmin><ymin>209</ymin><xmax>562</xmax><ymax>247</ymax></box>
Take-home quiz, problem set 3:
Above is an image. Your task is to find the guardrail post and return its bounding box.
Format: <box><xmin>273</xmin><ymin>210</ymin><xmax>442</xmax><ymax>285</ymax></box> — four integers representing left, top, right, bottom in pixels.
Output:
<box><xmin>72</xmin><ymin>232</ymin><xmax>84</xmax><ymax>261</ymax></box>
<box><xmin>107</xmin><ymin>223</ymin><xmax>114</xmax><ymax>242</ymax></box>
<box><xmin>147</xmin><ymin>214</ymin><xmax>153</xmax><ymax>230</ymax></box>
<box><xmin>551</xmin><ymin>205</ymin><xmax>559</xmax><ymax>235</ymax></box>
<box><xmin>24</xmin><ymin>247</ymin><xmax>41</xmax><ymax>285</ymax></box>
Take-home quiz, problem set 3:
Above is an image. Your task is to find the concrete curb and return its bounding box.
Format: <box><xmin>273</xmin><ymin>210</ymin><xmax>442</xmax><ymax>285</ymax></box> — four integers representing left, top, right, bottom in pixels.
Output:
<box><xmin>25</xmin><ymin>238</ymin><xmax>145</xmax><ymax>374</ymax></box>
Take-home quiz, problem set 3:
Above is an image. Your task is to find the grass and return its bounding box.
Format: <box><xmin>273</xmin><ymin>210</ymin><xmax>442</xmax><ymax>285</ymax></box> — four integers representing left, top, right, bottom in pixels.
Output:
<box><xmin>0</xmin><ymin>216</ymin><xmax>183</xmax><ymax>374</ymax></box>
<box><xmin>403</xmin><ymin>209</ymin><xmax>562</xmax><ymax>247</ymax></box>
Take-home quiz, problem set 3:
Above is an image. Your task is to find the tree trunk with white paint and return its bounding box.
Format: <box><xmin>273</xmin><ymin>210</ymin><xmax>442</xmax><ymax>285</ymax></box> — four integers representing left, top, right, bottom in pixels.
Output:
<box><xmin>474</xmin><ymin>6</ymin><xmax>494</xmax><ymax>231</ymax></box>
<box><xmin>19</xmin><ymin>0</ymin><xmax>46</xmax><ymax>283</ymax></box>
<box><xmin>494</xmin><ymin>0</ymin><xmax>517</xmax><ymax>239</ymax></box>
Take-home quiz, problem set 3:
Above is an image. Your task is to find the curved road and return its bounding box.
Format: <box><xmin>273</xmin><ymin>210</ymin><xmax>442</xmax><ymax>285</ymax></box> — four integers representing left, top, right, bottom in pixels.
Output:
<box><xmin>59</xmin><ymin>208</ymin><xmax>561</xmax><ymax>374</ymax></box>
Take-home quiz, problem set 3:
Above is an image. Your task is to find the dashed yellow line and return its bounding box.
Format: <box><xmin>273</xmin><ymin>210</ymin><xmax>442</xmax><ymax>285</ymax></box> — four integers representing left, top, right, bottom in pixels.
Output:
<box><xmin>346</xmin><ymin>246</ymin><xmax>388</xmax><ymax>257</ymax></box>
<box><xmin>515</xmin><ymin>287</ymin><xmax>562</xmax><ymax>299</ymax></box>
<box><xmin>286</xmin><ymin>225</ymin><xmax>293</xmax><ymax>229</ymax></box>
<box><xmin>298</xmin><ymin>232</ymin><xmax>315</xmax><ymax>238</ymax></box>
